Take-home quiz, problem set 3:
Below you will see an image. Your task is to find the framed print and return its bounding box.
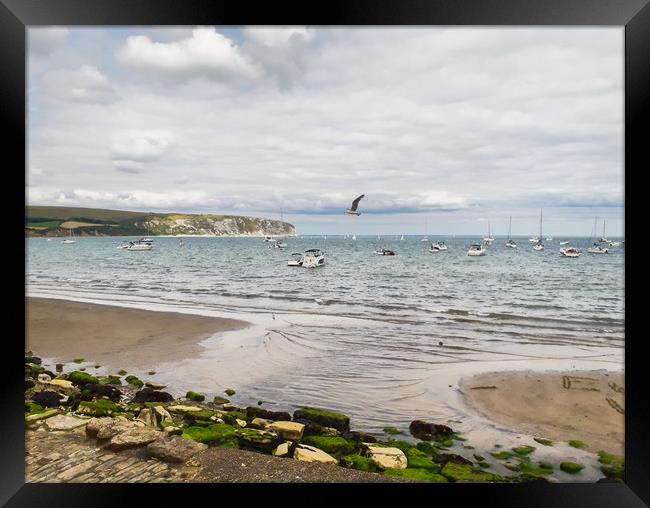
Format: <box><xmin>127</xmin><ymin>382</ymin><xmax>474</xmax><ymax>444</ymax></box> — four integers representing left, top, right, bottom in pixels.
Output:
<box><xmin>2</xmin><ymin>0</ymin><xmax>648</xmax><ymax>506</ymax></box>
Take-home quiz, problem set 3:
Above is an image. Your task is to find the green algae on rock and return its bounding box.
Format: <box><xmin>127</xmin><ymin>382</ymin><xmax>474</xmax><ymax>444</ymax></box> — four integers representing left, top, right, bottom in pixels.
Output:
<box><xmin>340</xmin><ymin>454</ymin><xmax>380</xmax><ymax>473</ymax></box>
<box><xmin>491</xmin><ymin>451</ymin><xmax>513</xmax><ymax>460</ymax></box>
<box><xmin>597</xmin><ymin>451</ymin><xmax>624</xmax><ymax>480</ymax></box>
<box><xmin>68</xmin><ymin>371</ymin><xmax>99</xmax><ymax>385</ymax></box>
<box><xmin>186</xmin><ymin>391</ymin><xmax>205</xmax><ymax>402</ymax></box>
<box><xmin>440</xmin><ymin>462</ymin><xmax>503</xmax><ymax>482</ymax></box>
<box><xmin>125</xmin><ymin>375</ymin><xmax>144</xmax><ymax>388</ymax></box>
<box><xmin>77</xmin><ymin>399</ymin><xmax>121</xmax><ymax>416</ymax></box>
<box><xmin>407</xmin><ymin>455</ymin><xmax>441</xmax><ymax>472</ymax></box>
<box><xmin>533</xmin><ymin>437</ymin><xmax>554</xmax><ymax>446</ymax></box>
<box><xmin>512</xmin><ymin>445</ymin><xmax>536</xmax><ymax>456</ymax></box>
<box><xmin>224</xmin><ymin>388</ymin><xmax>236</xmax><ymax>396</ymax></box>
<box><xmin>383</xmin><ymin>427</ymin><xmax>401</xmax><ymax>435</ymax></box>
<box><xmin>302</xmin><ymin>435</ymin><xmax>356</xmax><ymax>456</ymax></box>
<box><xmin>293</xmin><ymin>407</ymin><xmax>350</xmax><ymax>432</ymax></box>
<box><xmin>385</xmin><ymin>468</ymin><xmax>449</xmax><ymax>482</ymax></box>
<box><xmin>182</xmin><ymin>423</ymin><xmax>239</xmax><ymax>447</ymax></box>
<box><xmin>213</xmin><ymin>396</ymin><xmax>230</xmax><ymax>405</ymax></box>
<box><xmin>560</xmin><ymin>462</ymin><xmax>584</xmax><ymax>474</ymax></box>
<box><xmin>568</xmin><ymin>440</ymin><xmax>587</xmax><ymax>449</ymax></box>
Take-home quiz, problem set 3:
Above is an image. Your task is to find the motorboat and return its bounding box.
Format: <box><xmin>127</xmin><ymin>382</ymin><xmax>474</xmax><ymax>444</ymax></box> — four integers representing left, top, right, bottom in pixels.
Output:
<box><xmin>287</xmin><ymin>252</ymin><xmax>303</xmax><ymax>266</ymax></box>
<box><xmin>429</xmin><ymin>241</ymin><xmax>448</xmax><ymax>252</ymax></box>
<box><xmin>607</xmin><ymin>241</ymin><xmax>622</xmax><ymax>247</ymax></box>
<box><xmin>529</xmin><ymin>237</ymin><xmax>539</xmax><ymax>243</ymax></box>
<box><xmin>559</xmin><ymin>240</ymin><xmax>569</xmax><ymax>245</ymax></box>
<box><xmin>274</xmin><ymin>241</ymin><xmax>288</xmax><ymax>249</ymax></box>
<box><xmin>301</xmin><ymin>249</ymin><xmax>325</xmax><ymax>268</ymax></box>
<box><xmin>533</xmin><ymin>243</ymin><xmax>544</xmax><ymax>251</ymax></box>
<box><xmin>351</xmin><ymin>235</ymin><xmax>356</xmax><ymax>241</ymax></box>
<box><xmin>373</xmin><ymin>249</ymin><xmax>396</xmax><ymax>256</ymax></box>
<box><xmin>264</xmin><ymin>236</ymin><xmax>275</xmax><ymax>243</ymax></box>
<box><xmin>587</xmin><ymin>243</ymin><xmax>609</xmax><ymax>254</ymax></box>
<box><xmin>560</xmin><ymin>247</ymin><xmax>581</xmax><ymax>258</ymax></box>
<box><xmin>125</xmin><ymin>240</ymin><xmax>153</xmax><ymax>251</ymax></box>
<box><xmin>545</xmin><ymin>237</ymin><xmax>553</xmax><ymax>241</ymax></box>
<box><xmin>117</xmin><ymin>241</ymin><xmax>130</xmax><ymax>249</ymax></box>
<box><xmin>467</xmin><ymin>244</ymin><xmax>486</xmax><ymax>256</ymax></box>
<box><xmin>400</xmin><ymin>235</ymin><xmax>405</xmax><ymax>241</ymax></box>
<box><xmin>532</xmin><ymin>209</ymin><xmax>544</xmax><ymax>251</ymax></box>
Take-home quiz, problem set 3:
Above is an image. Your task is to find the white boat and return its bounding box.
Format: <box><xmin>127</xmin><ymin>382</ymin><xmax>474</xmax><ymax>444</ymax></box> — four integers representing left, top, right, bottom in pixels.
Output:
<box><xmin>351</xmin><ymin>235</ymin><xmax>356</xmax><ymax>241</ymax></box>
<box><xmin>599</xmin><ymin>219</ymin><xmax>609</xmax><ymax>243</ymax></box>
<box><xmin>529</xmin><ymin>237</ymin><xmax>539</xmax><ymax>243</ymax></box>
<box><xmin>124</xmin><ymin>240</ymin><xmax>153</xmax><ymax>251</ymax></box>
<box><xmin>545</xmin><ymin>237</ymin><xmax>553</xmax><ymax>241</ymax></box>
<box><xmin>505</xmin><ymin>216</ymin><xmax>517</xmax><ymax>248</ymax></box>
<box><xmin>468</xmin><ymin>244</ymin><xmax>486</xmax><ymax>256</ymax></box>
<box><xmin>274</xmin><ymin>240</ymin><xmax>287</xmax><ymax>249</ymax></box>
<box><xmin>117</xmin><ymin>241</ymin><xmax>130</xmax><ymax>249</ymax></box>
<box><xmin>587</xmin><ymin>243</ymin><xmax>609</xmax><ymax>254</ymax></box>
<box><xmin>61</xmin><ymin>228</ymin><xmax>76</xmax><ymax>244</ymax></box>
<box><xmin>560</xmin><ymin>247</ymin><xmax>581</xmax><ymax>258</ymax></box>
<box><xmin>483</xmin><ymin>220</ymin><xmax>494</xmax><ymax>245</ymax></box>
<box><xmin>400</xmin><ymin>235</ymin><xmax>405</xmax><ymax>241</ymax></box>
<box><xmin>287</xmin><ymin>252</ymin><xmax>303</xmax><ymax>266</ymax></box>
<box><xmin>264</xmin><ymin>236</ymin><xmax>275</xmax><ymax>243</ymax></box>
<box><xmin>429</xmin><ymin>241</ymin><xmax>448</xmax><ymax>252</ymax></box>
<box><xmin>608</xmin><ymin>241</ymin><xmax>621</xmax><ymax>247</ymax></box>
<box><xmin>373</xmin><ymin>249</ymin><xmax>396</xmax><ymax>256</ymax></box>
<box><xmin>532</xmin><ymin>209</ymin><xmax>544</xmax><ymax>251</ymax></box>
<box><xmin>559</xmin><ymin>240</ymin><xmax>569</xmax><ymax>245</ymax></box>
<box><xmin>301</xmin><ymin>249</ymin><xmax>325</xmax><ymax>268</ymax></box>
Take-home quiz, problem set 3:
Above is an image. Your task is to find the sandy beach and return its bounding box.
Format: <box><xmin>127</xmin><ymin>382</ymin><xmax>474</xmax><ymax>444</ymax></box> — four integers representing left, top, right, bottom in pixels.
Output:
<box><xmin>26</xmin><ymin>297</ymin><xmax>248</xmax><ymax>371</ymax></box>
<box><xmin>459</xmin><ymin>370</ymin><xmax>624</xmax><ymax>456</ymax></box>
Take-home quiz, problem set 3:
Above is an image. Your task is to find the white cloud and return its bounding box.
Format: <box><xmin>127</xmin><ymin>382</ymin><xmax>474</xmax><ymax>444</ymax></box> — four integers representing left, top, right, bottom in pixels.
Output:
<box><xmin>28</xmin><ymin>27</ymin><xmax>70</xmax><ymax>57</ymax></box>
<box><xmin>116</xmin><ymin>28</ymin><xmax>261</xmax><ymax>82</ymax></box>
<box><xmin>41</xmin><ymin>65</ymin><xmax>117</xmax><ymax>104</ymax></box>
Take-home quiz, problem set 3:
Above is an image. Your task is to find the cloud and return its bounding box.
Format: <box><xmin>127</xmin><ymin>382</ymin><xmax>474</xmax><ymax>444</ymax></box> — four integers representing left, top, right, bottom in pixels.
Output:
<box><xmin>115</xmin><ymin>28</ymin><xmax>261</xmax><ymax>83</ymax></box>
<box><xmin>28</xmin><ymin>27</ymin><xmax>70</xmax><ymax>57</ymax></box>
<box><xmin>110</xmin><ymin>130</ymin><xmax>172</xmax><ymax>163</ymax></box>
<box><xmin>41</xmin><ymin>65</ymin><xmax>117</xmax><ymax>104</ymax></box>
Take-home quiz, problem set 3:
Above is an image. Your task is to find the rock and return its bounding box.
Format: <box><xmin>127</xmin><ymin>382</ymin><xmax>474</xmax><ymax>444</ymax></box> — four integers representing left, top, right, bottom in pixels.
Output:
<box><xmin>25</xmin><ymin>409</ymin><xmax>60</xmax><ymax>424</ymax></box>
<box><xmin>167</xmin><ymin>405</ymin><xmax>204</xmax><ymax>413</ymax></box>
<box><xmin>409</xmin><ymin>420</ymin><xmax>454</xmax><ymax>441</ymax></box>
<box><xmin>32</xmin><ymin>391</ymin><xmax>63</xmax><ymax>408</ymax></box>
<box><xmin>152</xmin><ymin>405</ymin><xmax>173</xmax><ymax>424</ymax></box>
<box><xmin>163</xmin><ymin>426</ymin><xmax>183</xmax><ymax>436</ymax></box>
<box><xmin>213</xmin><ymin>396</ymin><xmax>230</xmax><ymax>405</ymax></box>
<box><xmin>67</xmin><ymin>371</ymin><xmax>99</xmax><ymax>385</ymax></box>
<box><xmin>107</xmin><ymin>427</ymin><xmax>163</xmax><ymax>451</ymax></box>
<box><xmin>137</xmin><ymin>408</ymin><xmax>157</xmax><ymax>427</ymax></box>
<box><xmin>272</xmin><ymin>441</ymin><xmax>292</xmax><ymax>457</ymax></box>
<box><xmin>341</xmin><ymin>430</ymin><xmax>375</xmax><ymax>443</ymax></box>
<box><xmin>125</xmin><ymin>375</ymin><xmax>144</xmax><ymax>388</ymax></box>
<box><xmin>433</xmin><ymin>453</ymin><xmax>473</xmax><ymax>466</ymax></box>
<box><xmin>365</xmin><ymin>445</ymin><xmax>408</xmax><ymax>470</ymax></box>
<box><xmin>293</xmin><ymin>444</ymin><xmax>338</xmax><ymax>465</ymax></box>
<box><xmin>44</xmin><ymin>414</ymin><xmax>88</xmax><ymax>431</ymax></box>
<box><xmin>292</xmin><ymin>418</ymin><xmax>326</xmax><ymax>436</ymax></box>
<box><xmin>25</xmin><ymin>356</ymin><xmax>42</xmax><ymax>365</ymax></box>
<box><xmin>186</xmin><ymin>391</ymin><xmax>205</xmax><ymax>402</ymax></box>
<box><xmin>560</xmin><ymin>462</ymin><xmax>584</xmax><ymax>474</ymax></box>
<box><xmin>85</xmin><ymin>417</ymin><xmax>116</xmax><ymax>437</ymax></box>
<box><xmin>235</xmin><ymin>428</ymin><xmax>282</xmax><ymax>453</ymax></box>
<box><xmin>55</xmin><ymin>363</ymin><xmax>64</xmax><ymax>373</ymax></box>
<box><xmin>25</xmin><ymin>378</ymin><xmax>35</xmax><ymax>389</ymax></box>
<box><xmin>533</xmin><ymin>437</ymin><xmax>554</xmax><ymax>446</ymax></box>
<box><xmin>267</xmin><ymin>421</ymin><xmax>305</xmax><ymax>441</ymax></box>
<box><xmin>235</xmin><ymin>419</ymin><xmax>247</xmax><ymax>428</ymax></box>
<box><xmin>293</xmin><ymin>408</ymin><xmax>350</xmax><ymax>432</ymax></box>
<box><xmin>132</xmin><ymin>388</ymin><xmax>174</xmax><ymax>404</ymax></box>
<box><xmin>249</xmin><ymin>417</ymin><xmax>272</xmax><ymax>429</ymax></box>
<box><xmin>48</xmin><ymin>379</ymin><xmax>74</xmax><ymax>390</ymax></box>
<box><xmin>87</xmin><ymin>383</ymin><xmax>122</xmax><ymax>402</ymax></box>
<box><xmin>245</xmin><ymin>406</ymin><xmax>292</xmax><ymax>422</ymax></box>
<box><xmin>146</xmin><ymin>436</ymin><xmax>208</xmax><ymax>462</ymax></box>
<box><xmin>76</xmin><ymin>399</ymin><xmax>121</xmax><ymax>416</ymax></box>
<box><xmin>440</xmin><ymin>462</ymin><xmax>503</xmax><ymax>482</ymax></box>
<box><xmin>145</xmin><ymin>382</ymin><xmax>167</xmax><ymax>390</ymax></box>
<box><xmin>224</xmin><ymin>388</ymin><xmax>236</xmax><ymax>396</ymax></box>
<box><xmin>222</xmin><ymin>403</ymin><xmax>242</xmax><ymax>412</ymax></box>
<box><xmin>37</xmin><ymin>373</ymin><xmax>52</xmax><ymax>383</ymax></box>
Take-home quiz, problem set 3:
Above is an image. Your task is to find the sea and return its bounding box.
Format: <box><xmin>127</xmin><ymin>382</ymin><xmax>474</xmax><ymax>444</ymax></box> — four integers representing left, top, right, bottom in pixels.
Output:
<box><xmin>26</xmin><ymin>235</ymin><xmax>624</xmax><ymax>480</ymax></box>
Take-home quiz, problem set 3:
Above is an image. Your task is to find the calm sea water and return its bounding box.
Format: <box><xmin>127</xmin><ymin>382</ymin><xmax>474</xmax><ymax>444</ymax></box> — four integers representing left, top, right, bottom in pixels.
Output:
<box><xmin>26</xmin><ymin>235</ymin><xmax>624</xmax><ymax>478</ymax></box>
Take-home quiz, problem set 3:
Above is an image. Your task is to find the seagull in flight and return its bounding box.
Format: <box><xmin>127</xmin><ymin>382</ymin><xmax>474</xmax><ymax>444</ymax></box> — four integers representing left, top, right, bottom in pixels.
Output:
<box><xmin>345</xmin><ymin>194</ymin><xmax>365</xmax><ymax>216</ymax></box>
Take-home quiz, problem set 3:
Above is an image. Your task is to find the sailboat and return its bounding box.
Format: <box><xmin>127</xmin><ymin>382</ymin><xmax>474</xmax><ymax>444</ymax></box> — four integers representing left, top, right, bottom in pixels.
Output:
<box><xmin>483</xmin><ymin>220</ymin><xmax>494</xmax><ymax>245</ymax></box>
<box><xmin>533</xmin><ymin>209</ymin><xmax>544</xmax><ymax>251</ymax></box>
<box><xmin>421</xmin><ymin>218</ymin><xmax>429</xmax><ymax>242</ymax></box>
<box><xmin>400</xmin><ymin>235</ymin><xmax>405</xmax><ymax>241</ymax></box>
<box><xmin>588</xmin><ymin>216</ymin><xmax>608</xmax><ymax>254</ymax></box>
<box><xmin>351</xmin><ymin>234</ymin><xmax>356</xmax><ymax>241</ymax></box>
<box><xmin>600</xmin><ymin>219</ymin><xmax>609</xmax><ymax>243</ymax></box>
<box><xmin>61</xmin><ymin>228</ymin><xmax>76</xmax><ymax>244</ymax></box>
<box><xmin>505</xmin><ymin>216</ymin><xmax>517</xmax><ymax>248</ymax></box>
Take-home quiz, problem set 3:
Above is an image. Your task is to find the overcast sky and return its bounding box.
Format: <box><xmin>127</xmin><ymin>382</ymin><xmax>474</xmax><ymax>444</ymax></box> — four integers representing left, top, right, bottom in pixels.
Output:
<box><xmin>27</xmin><ymin>27</ymin><xmax>624</xmax><ymax>236</ymax></box>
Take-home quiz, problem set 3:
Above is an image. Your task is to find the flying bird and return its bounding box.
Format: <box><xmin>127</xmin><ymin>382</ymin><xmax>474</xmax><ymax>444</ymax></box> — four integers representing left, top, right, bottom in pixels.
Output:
<box><xmin>345</xmin><ymin>194</ymin><xmax>365</xmax><ymax>216</ymax></box>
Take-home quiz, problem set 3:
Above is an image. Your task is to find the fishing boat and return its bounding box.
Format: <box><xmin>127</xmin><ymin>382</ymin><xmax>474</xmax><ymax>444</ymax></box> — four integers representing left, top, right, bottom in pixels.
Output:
<box><xmin>483</xmin><ymin>220</ymin><xmax>494</xmax><ymax>245</ymax></box>
<box><xmin>560</xmin><ymin>247</ymin><xmax>581</xmax><ymax>258</ymax></box>
<box><xmin>505</xmin><ymin>216</ymin><xmax>517</xmax><ymax>248</ymax></box>
<box><xmin>287</xmin><ymin>252</ymin><xmax>303</xmax><ymax>266</ymax></box>
<box><xmin>61</xmin><ymin>228</ymin><xmax>76</xmax><ymax>244</ymax></box>
<box><xmin>467</xmin><ymin>244</ymin><xmax>486</xmax><ymax>256</ymax></box>
<box><xmin>373</xmin><ymin>249</ymin><xmax>396</xmax><ymax>256</ymax></box>
<box><xmin>301</xmin><ymin>249</ymin><xmax>325</xmax><ymax>268</ymax></box>
<box><xmin>532</xmin><ymin>209</ymin><xmax>544</xmax><ymax>251</ymax></box>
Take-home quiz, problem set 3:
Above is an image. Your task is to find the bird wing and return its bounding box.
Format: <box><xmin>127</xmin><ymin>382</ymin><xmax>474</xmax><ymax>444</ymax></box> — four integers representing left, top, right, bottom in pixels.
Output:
<box><xmin>350</xmin><ymin>194</ymin><xmax>365</xmax><ymax>211</ymax></box>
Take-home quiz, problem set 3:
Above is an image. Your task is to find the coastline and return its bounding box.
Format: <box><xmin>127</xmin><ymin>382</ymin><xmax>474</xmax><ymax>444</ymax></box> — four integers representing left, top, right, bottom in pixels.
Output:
<box><xmin>26</xmin><ymin>297</ymin><xmax>249</xmax><ymax>371</ymax></box>
<box><xmin>459</xmin><ymin>370</ymin><xmax>624</xmax><ymax>456</ymax></box>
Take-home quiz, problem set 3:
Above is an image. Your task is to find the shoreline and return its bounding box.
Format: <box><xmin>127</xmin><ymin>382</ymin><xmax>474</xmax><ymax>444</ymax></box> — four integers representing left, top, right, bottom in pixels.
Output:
<box><xmin>459</xmin><ymin>370</ymin><xmax>624</xmax><ymax>456</ymax></box>
<box><xmin>27</xmin><ymin>297</ymin><xmax>249</xmax><ymax>372</ymax></box>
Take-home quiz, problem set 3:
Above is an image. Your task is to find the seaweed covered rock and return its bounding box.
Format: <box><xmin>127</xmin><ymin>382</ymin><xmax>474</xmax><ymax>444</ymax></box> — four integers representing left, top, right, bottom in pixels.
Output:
<box><xmin>441</xmin><ymin>462</ymin><xmax>504</xmax><ymax>482</ymax></box>
<box><xmin>146</xmin><ymin>436</ymin><xmax>208</xmax><ymax>462</ymax></box>
<box><xmin>32</xmin><ymin>390</ymin><xmax>63</xmax><ymax>408</ymax></box>
<box><xmin>86</xmin><ymin>383</ymin><xmax>122</xmax><ymax>402</ymax></box>
<box><xmin>302</xmin><ymin>435</ymin><xmax>356</xmax><ymax>456</ymax></box>
<box><xmin>560</xmin><ymin>462</ymin><xmax>584</xmax><ymax>474</ymax></box>
<box><xmin>341</xmin><ymin>430</ymin><xmax>376</xmax><ymax>443</ymax></box>
<box><xmin>125</xmin><ymin>375</ymin><xmax>144</xmax><ymax>388</ymax></box>
<box><xmin>433</xmin><ymin>453</ymin><xmax>473</xmax><ymax>467</ymax></box>
<box><xmin>598</xmin><ymin>451</ymin><xmax>624</xmax><ymax>480</ymax></box>
<box><xmin>132</xmin><ymin>388</ymin><xmax>174</xmax><ymax>404</ymax></box>
<box><xmin>235</xmin><ymin>427</ymin><xmax>282</xmax><ymax>453</ymax></box>
<box><xmin>245</xmin><ymin>406</ymin><xmax>292</xmax><ymax>422</ymax></box>
<box><xmin>182</xmin><ymin>423</ymin><xmax>239</xmax><ymax>448</ymax></box>
<box><xmin>385</xmin><ymin>468</ymin><xmax>449</xmax><ymax>482</ymax></box>
<box><xmin>341</xmin><ymin>454</ymin><xmax>380</xmax><ymax>473</ymax></box>
<box><xmin>68</xmin><ymin>371</ymin><xmax>99</xmax><ymax>386</ymax></box>
<box><xmin>76</xmin><ymin>399</ymin><xmax>122</xmax><ymax>417</ymax></box>
<box><xmin>186</xmin><ymin>391</ymin><xmax>205</xmax><ymax>402</ymax></box>
<box><xmin>25</xmin><ymin>356</ymin><xmax>42</xmax><ymax>365</ymax></box>
<box><xmin>293</xmin><ymin>408</ymin><xmax>350</xmax><ymax>432</ymax></box>
<box><xmin>213</xmin><ymin>396</ymin><xmax>230</xmax><ymax>405</ymax></box>
<box><xmin>409</xmin><ymin>420</ymin><xmax>454</xmax><ymax>441</ymax></box>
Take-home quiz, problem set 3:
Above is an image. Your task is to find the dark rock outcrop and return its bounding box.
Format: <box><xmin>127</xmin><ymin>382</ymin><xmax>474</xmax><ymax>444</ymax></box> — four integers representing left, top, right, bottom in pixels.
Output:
<box><xmin>87</xmin><ymin>383</ymin><xmax>122</xmax><ymax>402</ymax></box>
<box><xmin>32</xmin><ymin>390</ymin><xmax>64</xmax><ymax>408</ymax></box>
<box><xmin>409</xmin><ymin>420</ymin><xmax>454</xmax><ymax>440</ymax></box>
<box><xmin>246</xmin><ymin>407</ymin><xmax>292</xmax><ymax>422</ymax></box>
<box><xmin>132</xmin><ymin>388</ymin><xmax>174</xmax><ymax>404</ymax></box>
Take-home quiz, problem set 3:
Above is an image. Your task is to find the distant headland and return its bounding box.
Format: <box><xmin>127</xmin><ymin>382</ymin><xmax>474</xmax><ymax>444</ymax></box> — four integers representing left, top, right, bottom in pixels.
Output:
<box><xmin>25</xmin><ymin>206</ymin><xmax>296</xmax><ymax>238</ymax></box>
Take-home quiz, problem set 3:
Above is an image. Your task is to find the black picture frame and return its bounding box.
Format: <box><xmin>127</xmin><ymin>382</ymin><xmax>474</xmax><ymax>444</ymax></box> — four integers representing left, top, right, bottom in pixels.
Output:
<box><xmin>3</xmin><ymin>0</ymin><xmax>647</xmax><ymax>506</ymax></box>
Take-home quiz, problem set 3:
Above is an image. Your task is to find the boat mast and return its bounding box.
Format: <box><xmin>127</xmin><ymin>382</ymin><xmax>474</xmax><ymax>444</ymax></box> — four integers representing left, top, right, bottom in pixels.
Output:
<box><xmin>508</xmin><ymin>216</ymin><xmax>512</xmax><ymax>240</ymax></box>
<box><xmin>539</xmin><ymin>209</ymin><xmax>543</xmax><ymax>239</ymax></box>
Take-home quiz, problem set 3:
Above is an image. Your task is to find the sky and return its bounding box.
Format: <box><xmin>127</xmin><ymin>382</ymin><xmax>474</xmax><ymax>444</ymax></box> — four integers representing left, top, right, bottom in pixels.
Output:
<box><xmin>27</xmin><ymin>27</ymin><xmax>624</xmax><ymax>236</ymax></box>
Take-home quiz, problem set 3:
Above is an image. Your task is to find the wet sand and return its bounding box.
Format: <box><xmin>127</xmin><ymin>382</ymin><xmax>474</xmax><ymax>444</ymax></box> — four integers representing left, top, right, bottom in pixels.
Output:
<box><xmin>26</xmin><ymin>297</ymin><xmax>249</xmax><ymax>371</ymax></box>
<box><xmin>459</xmin><ymin>370</ymin><xmax>624</xmax><ymax>455</ymax></box>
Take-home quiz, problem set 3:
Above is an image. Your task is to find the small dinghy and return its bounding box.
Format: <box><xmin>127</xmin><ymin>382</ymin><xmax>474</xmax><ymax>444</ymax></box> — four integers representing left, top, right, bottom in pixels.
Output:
<box><xmin>429</xmin><ymin>241</ymin><xmax>447</xmax><ymax>252</ymax></box>
<box><xmin>560</xmin><ymin>247</ymin><xmax>581</xmax><ymax>258</ymax></box>
<box><xmin>587</xmin><ymin>243</ymin><xmax>609</xmax><ymax>254</ymax></box>
<box><xmin>467</xmin><ymin>244</ymin><xmax>486</xmax><ymax>256</ymax></box>
<box><xmin>287</xmin><ymin>252</ymin><xmax>303</xmax><ymax>266</ymax></box>
<box><xmin>373</xmin><ymin>249</ymin><xmax>396</xmax><ymax>256</ymax></box>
